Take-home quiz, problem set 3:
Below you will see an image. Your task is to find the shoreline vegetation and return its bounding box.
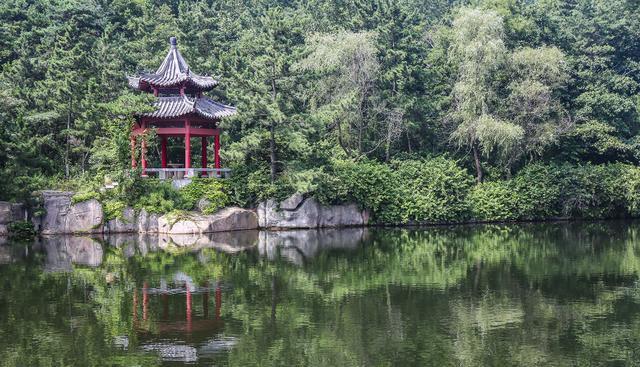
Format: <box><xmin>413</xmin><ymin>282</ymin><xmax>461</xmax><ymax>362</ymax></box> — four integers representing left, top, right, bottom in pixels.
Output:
<box><xmin>1</xmin><ymin>1</ymin><xmax>639</xmax><ymax>232</ymax></box>
<box><xmin>3</xmin><ymin>157</ymin><xmax>640</xmax><ymax>238</ymax></box>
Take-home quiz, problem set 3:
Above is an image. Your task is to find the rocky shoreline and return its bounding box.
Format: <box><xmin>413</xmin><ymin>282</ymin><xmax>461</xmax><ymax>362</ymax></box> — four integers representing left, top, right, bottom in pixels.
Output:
<box><xmin>0</xmin><ymin>191</ymin><xmax>369</xmax><ymax>236</ymax></box>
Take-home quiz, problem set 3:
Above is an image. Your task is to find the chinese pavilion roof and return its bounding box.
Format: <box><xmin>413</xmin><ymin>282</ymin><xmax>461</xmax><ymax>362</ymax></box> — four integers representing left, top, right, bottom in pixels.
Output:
<box><xmin>127</xmin><ymin>37</ymin><xmax>218</xmax><ymax>93</ymax></box>
<box><xmin>143</xmin><ymin>95</ymin><xmax>237</xmax><ymax>120</ymax></box>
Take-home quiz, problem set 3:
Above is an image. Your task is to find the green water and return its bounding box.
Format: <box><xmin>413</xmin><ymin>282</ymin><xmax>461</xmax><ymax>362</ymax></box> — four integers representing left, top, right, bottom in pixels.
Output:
<box><xmin>2</xmin><ymin>222</ymin><xmax>640</xmax><ymax>366</ymax></box>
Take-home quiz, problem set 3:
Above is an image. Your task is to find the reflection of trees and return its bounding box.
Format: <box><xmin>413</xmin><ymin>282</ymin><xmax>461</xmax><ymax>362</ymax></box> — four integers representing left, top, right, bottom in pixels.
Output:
<box><xmin>3</xmin><ymin>222</ymin><xmax>640</xmax><ymax>365</ymax></box>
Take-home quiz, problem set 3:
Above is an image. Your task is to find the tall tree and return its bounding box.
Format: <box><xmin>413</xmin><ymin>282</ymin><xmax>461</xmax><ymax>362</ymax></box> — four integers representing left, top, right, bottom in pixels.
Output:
<box><xmin>448</xmin><ymin>7</ymin><xmax>522</xmax><ymax>182</ymax></box>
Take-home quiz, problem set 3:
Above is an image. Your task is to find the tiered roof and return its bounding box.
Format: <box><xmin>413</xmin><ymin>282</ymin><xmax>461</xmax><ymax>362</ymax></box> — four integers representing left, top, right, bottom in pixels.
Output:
<box><xmin>144</xmin><ymin>95</ymin><xmax>236</xmax><ymax>119</ymax></box>
<box><xmin>128</xmin><ymin>37</ymin><xmax>218</xmax><ymax>92</ymax></box>
<box><xmin>128</xmin><ymin>37</ymin><xmax>236</xmax><ymax>120</ymax></box>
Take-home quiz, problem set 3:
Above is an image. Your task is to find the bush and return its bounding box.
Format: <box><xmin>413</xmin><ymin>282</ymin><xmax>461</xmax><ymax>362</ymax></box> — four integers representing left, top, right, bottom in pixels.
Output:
<box><xmin>314</xmin><ymin>159</ymin><xmax>398</xmax><ymax>222</ymax></box>
<box><xmin>558</xmin><ymin>164</ymin><xmax>628</xmax><ymax>219</ymax></box>
<box><xmin>72</xmin><ymin>190</ymin><xmax>100</xmax><ymax>204</ymax></box>
<box><xmin>512</xmin><ymin>164</ymin><xmax>563</xmax><ymax>219</ymax></box>
<box><xmin>393</xmin><ymin>158</ymin><xmax>474</xmax><ymax>223</ymax></box>
<box><xmin>180</xmin><ymin>178</ymin><xmax>230</xmax><ymax>214</ymax></box>
<box><xmin>314</xmin><ymin>157</ymin><xmax>473</xmax><ymax>224</ymax></box>
<box><xmin>624</xmin><ymin>166</ymin><xmax>640</xmax><ymax>217</ymax></box>
<box><xmin>103</xmin><ymin>199</ymin><xmax>127</xmax><ymax>220</ymax></box>
<box><xmin>226</xmin><ymin>164</ymin><xmax>297</xmax><ymax>207</ymax></box>
<box><xmin>7</xmin><ymin>221</ymin><xmax>37</xmax><ymax>242</ymax></box>
<box><xmin>467</xmin><ymin>181</ymin><xmax>520</xmax><ymax>222</ymax></box>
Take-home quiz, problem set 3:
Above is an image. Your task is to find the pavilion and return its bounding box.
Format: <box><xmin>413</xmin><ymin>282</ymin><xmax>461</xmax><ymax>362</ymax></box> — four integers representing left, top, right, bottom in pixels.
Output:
<box><xmin>128</xmin><ymin>37</ymin><xmax>236</xmax><ymax>178</ymax></box>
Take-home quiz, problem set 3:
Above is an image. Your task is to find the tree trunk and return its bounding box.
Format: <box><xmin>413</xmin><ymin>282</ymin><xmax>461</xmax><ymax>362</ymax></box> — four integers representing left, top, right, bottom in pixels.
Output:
<box><xmin>472</xmin><ymin>143</ymin><xmax>483</xmax><ymax>183</ymax></box>
<box><xmin>65</xmin><ymin>97</ymin><xmax>71</xmax><ymax>179</ymax></box>
<box><xmin>270</xmin><ymin>66</ymin><xmax>277</xmax><ymax>183</ymax></box>
<box><xmin>269</xmin><ymin>121</ymin><xmax>276</xmax><ymax>183</ymax></box>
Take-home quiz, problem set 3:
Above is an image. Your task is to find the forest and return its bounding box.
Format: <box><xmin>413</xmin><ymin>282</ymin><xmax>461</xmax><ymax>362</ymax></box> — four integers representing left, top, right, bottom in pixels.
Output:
<box><xmin>1</xmin><ymin>0</ymin><xmax>640</xmax><ymax>224</ymax></box>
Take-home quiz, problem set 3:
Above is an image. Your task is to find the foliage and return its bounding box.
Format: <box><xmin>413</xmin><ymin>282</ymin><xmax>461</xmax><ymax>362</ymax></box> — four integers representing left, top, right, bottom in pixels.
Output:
<box><xmin>392</xmin><ymin>158</ymin><xmax>474</xmax><ymax>223</ymax></box>
<box><xmin>0</xmin><ymin>0</ymin><xmax>639</xmax><ymax>224</ymax></box>
<box><xmin>102</xmin><ymin>199</ymin><xmax>127</xmax><ymax>221</ymax></box>
<box><xmin>180</xmin><ymin>178</ymin><xmax>230</xmax><ymax>214</ymax></box>
<box><xmin>314</xmin><ymin>159</ymin><xmax>397</xmax><ymax>222</ymax></box>
<box><xmin>7</xmin><ymin>220</ymin><xmax>36</xmax><ymax>242</ymax></box>
<box><xmin>467</xmin><ymin>163</ymin><xmax>633</xmax><ymax>221</ymax></box>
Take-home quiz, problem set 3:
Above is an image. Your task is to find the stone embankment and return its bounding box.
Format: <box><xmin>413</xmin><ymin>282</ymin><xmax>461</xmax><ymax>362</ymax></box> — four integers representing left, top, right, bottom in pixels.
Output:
<box><xmin>0</xmin><ymin>192</ymin><xmax>369</xmax><ymax>235</ymax></box>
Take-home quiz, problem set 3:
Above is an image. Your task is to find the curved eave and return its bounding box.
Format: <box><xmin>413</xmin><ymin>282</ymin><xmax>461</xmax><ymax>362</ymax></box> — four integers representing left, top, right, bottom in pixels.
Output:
<box><xmin>140</xmin><ymin>96</ymin><xmax>237</xmax><ymax>120</ymax></box>
<box><xmin>127</xmin><ymin>74</ymin><xmax>218</xmax><ymax>92</ymax></box>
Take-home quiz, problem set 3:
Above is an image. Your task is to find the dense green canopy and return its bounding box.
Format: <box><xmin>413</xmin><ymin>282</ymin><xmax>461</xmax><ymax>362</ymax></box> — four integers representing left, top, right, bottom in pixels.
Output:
<box><xmin>0</xmin><ymin>0</ymin><xmax>639</xmax><ymax>200</ymax></box>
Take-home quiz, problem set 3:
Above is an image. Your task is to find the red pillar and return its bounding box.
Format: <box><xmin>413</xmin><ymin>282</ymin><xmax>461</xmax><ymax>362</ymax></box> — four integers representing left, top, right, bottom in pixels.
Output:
<box><xmin>201</xmin><ymin>136</ymin><xmax>208</xmax><ymax>177</ymax></box>
<box><xmin>143</xmin><ymin>282</ymin><xmax>149</xmax><ymax>321</ymax></box>
<box><xmin>214</xmin><ymin>134</ymin><xmax>221</xmax><ymax>170</ymax></box>
<box><xmin>141</xmin><ymin>138</ymin><xmax>148</xmax><ymax>176</ymax></box>
<box><xmin>161</xmin><ymin>136</ymin><xmax>168</xmax><ymax>168</ymax></box>
<box><xmin>186</xmin><ymin>285</ymin><xmax>192</xmax><ymax>333</ymax></box>
<box><xmin>185</xmin><ymin>120</ymin><xmax>191</xmax><ymax>174</ymax></box>
<box><xmin>130</xmin><ymin>136</ymin><xmax>137</xmax><ymax>169</ymax></box>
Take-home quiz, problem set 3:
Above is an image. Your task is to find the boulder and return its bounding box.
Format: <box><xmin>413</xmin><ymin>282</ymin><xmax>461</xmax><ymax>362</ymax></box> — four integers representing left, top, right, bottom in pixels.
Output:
<box><xmin>158</xmin><ymin>207</ymin><xmax>258</xmax><ymax>234</ymax></box>
<box><xmin>196</xmin><ymin>198</ymin><xmax>212</xmax><ymax>213</ymax></box>
<box><xmin>138</xmin><ymin>209</ymin><xmax>159</xmax><ymax>233</ymax></box>
<box><xmin>257</xmin><ymin>197</ymin><xmax>321</xmax><ymax>228</ymax></box>
<box><xmin>319</xmin><ymin>203</ymin><xmax>368</xmax><ymax>227</ymax></box>
<box><xmin>106</xmin><ymin>207</ymin><xmax>136</xmax><ymax>233</ymax></box>
<box><xmin>279</xmin><ymin>193</ymin><xmax>304</xmax><ymax>210</ymax></box>
<box><xmin>257</xmin><ymin>194</ymin><xmax>369</xmax><ymax>229</ymax></box>
<box><xmin>40</xmin><ymin>191</ymin><xmax>103</xmax><ymax>234</ymax></box>
<box><xmin>0</xmin><ymin>202</ymin><xmax>25</xmax><ymax>225</ymax></box>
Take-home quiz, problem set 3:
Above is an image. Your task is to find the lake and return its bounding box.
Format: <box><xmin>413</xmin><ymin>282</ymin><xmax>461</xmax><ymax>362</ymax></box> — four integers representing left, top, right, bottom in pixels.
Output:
<box><xmin>2</xmin><ymin>222</ymin><xmax>640</xmax><ymax>366</ymax></box>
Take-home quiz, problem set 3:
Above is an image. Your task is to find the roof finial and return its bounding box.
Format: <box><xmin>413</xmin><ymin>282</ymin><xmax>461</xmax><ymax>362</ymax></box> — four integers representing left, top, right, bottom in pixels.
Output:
<box><xmin>170</xmin><ymin>36</ymin><xmax>177</xmax><ymax>48</ymax></box>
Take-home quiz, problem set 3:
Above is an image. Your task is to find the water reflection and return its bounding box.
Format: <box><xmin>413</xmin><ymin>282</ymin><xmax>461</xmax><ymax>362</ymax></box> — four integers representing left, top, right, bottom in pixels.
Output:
<box><xmin>2</xmin><ymin>222</ymin><xmax>640</xmax><ymax>366</ymax></box>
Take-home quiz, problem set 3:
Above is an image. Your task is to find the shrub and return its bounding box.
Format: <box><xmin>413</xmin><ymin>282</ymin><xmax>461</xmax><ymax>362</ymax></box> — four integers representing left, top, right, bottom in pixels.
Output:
<box><xmin>467</xmin><ymin>181</ymin><xmax>520</xmax><ymax>222</ymax></box>
<box><xmin>103</xmin><ymin>200</ymin><xmax>127</xmax><ymax>221</ymax></box>
<box><xmin>314</xmin><ymin>157</ymin><xmax>473</xmax><ymax>224</ymax></box>
<box><xmin>7</xmin><ymin>221</ymin><xmax>37</xmax><ymax>242</ymax></box>
<box><xmin>623</xmin><ymin>166</ymin><xmax>640</xmax><ymax>217</ymax></box>
<box><xmin>180</xmin><ymin>178</ymin><xmax>230</xmax><ymax>214</ymax></box>
<box><xmin>72</xmin><ymin>190</ymin><xmax>100</xmax><ymax>204</ymax></box>
<box><xmin>226</xmin><ymin>164</ymin><xmax>297</xmax><ymax>207</ymax></box>
<box><xmin>393</xmin><ymin>158</ymin><xmax>474</xmax><ymax>223</ymax></box>
<box><xmin>558</xmin><ymin>164</ymin><xmax>628</xmax><ymax>218</ymax></box>
<box><xmin>314</xmin><ymin>159</ymin><xmax>398</xmax><ymax>222</ymax></box>
<box><xmin>512</xmin><ymin>164</ymin><xmax>563</xmax><ymax>219</ymax></box>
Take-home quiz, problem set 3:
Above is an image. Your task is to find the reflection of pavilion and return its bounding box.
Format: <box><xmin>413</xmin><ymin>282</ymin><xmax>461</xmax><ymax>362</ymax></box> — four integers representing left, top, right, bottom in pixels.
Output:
<box><xmin>131</xmin><ymin>273</ymin><xmax>234</xmax><ymax>363</ymax></box>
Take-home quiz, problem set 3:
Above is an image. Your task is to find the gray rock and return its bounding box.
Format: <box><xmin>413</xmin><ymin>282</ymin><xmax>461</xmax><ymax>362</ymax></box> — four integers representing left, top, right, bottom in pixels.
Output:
<box><xmin>158</xmin><ymin>207</ymin><xmax>258</xmax><ymax>234</ymax></box>
<box><xmin>279</xmin><ymin>193</ymin><xmax>305</xmax><ymax>210</ymax></box>
<box><xmin>0</xmin><ymin>202</ymin><xmax>26</xmax><ymax>226</ymax></box>
<box><xmin>319</xmin><ymin>203</ymin><xmax>368</xmax><ymax>227</ymax></box>
<box><xmin>106</xmin><ymin>207</ymin><xmax>136</xmax><ymax>233</ymax></box>
<box><xmin>196</xmin><ymin>198</ymin><xmax>212</xmax><ymax>213</ymax></box>
<box><xmin>137</xmin><ymin>209</ymin><xmax>159</xmax><ymax>233</ymax></box>
<box><xmin>40</xmin><ymin>191</ymin><xmax>103</xmax><ymax>234</ymax></box>
<box><xmin>257</xmin><ymin>197</ymin><xmax>321</xmax><ymax>228</ymax></box>
<box><xmin>258</xmin><ymin>194</ymin><xmax>369</xmax><ymax>229</ymax></box>
<box><xmin>0</xmin><ymin>225</ymin><xmax>7</xmax><ymax>237</ymax></box>
<box><xmin>0</xmin><ymin>202</ymin><xmax>11</xmax><ymax>225</ymax></box>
